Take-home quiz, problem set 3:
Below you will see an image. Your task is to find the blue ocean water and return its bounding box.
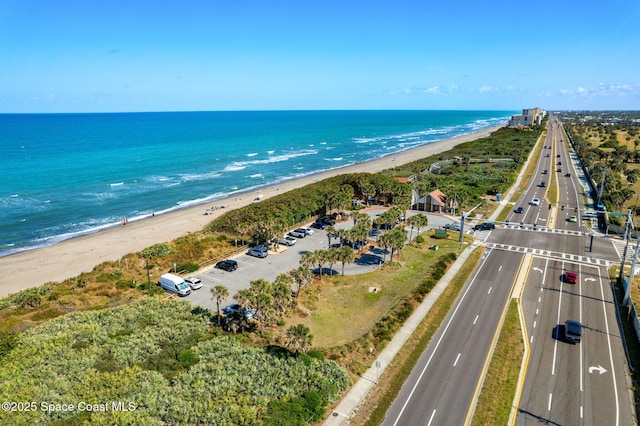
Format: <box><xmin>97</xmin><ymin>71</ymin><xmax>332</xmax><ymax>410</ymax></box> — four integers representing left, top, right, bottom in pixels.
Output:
<box><xmin>1</xmin><ymin>110</ymin><xmax>514</xmax><ymax>256</ymax></box>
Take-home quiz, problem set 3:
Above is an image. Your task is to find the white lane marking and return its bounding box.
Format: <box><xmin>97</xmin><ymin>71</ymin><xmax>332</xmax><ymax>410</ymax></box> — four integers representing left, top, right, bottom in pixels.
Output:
<box><xmin>473</xmin><ymin>315</ymin><xmax>479</xmax><ymax>325</ymax></box>
<box><xmin>552</xmin><ymin>261</ymin><xmax>565</xmax><ymax>376</ymax></box>
<box><xmin>533</xmin><ymin>320</ymin><xmax>537</xmax><ymax>329</ymax></box>
<box><xmin>530</xmin><ymin>335</ymin><xmax>534</xmax><ymax>343</ymax></box>
<box><xmin>498</xmin><ymin>265</ymin><xmax>503</xmax><ymax>272</ymax></box>
<box><xmin>390</xmin><ymin>249</ymin><xmax>495</xmax><ymax>425</ymax></box>
<box><xmin>536</xmin><ymin>308</ymin><xmax>539</xmax><ymax>315</ymax></box>
<box><xmin>488</xmin><ymin>287</ymin><xmax>493</xmax><ymax>295</ymax></box>
<box><xmin>427</xmin><ymin>410</ymin><xmax>436</xmax><ymax>426</ymax></box>
<box><xmin>581</xmin><ymin>405</ymin><xmax>584</xmax><ymax>418</ymax></box>
<box><xmin>453</xmin><ymin>353</ymin><xmax>461</xmax><ymax>367</ymax></box>
<box><xmin>548</xmin><ymin>393</ymin><xmax>553</xmax><ymax>411</ymax></box>
<box><xmin>595</xmin><ymin>265</ymin><xmax>621</xmax><ymax>425</ymax></box>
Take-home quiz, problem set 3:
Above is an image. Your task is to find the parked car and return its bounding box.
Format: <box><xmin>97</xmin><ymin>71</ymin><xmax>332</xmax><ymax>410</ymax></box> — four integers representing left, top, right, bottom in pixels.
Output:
<box><xmin>531</xmin><ymin>198</ymin><xmax>541</xmax><ymax>206</ymax></box>
<box><xmin>310</xmin><ymin>221</ymin><xmax>328</xmax><ymax>229</ymax></box>
<box><xmin>288</xmin><ymin>228</ymin><xmax>307</xmax><ymax>238</ymax></box>
<box><xmin>158</xmin><ymin>273</ymin><xmax>191</xmax><ymax>297</ymax></box>
<box><xmin>542</xmin><ymin>169</ymin><xmax>548</xmax><ymax>174</ymax></box>
<box><xmin>216</xmin><ymin>259</ymin><xmax>238</xmax><ymax>272</ymax></box>
<box><xmin>568</xmin><ymin>215</ymin><xmax>577</xmax><ymax>223</ymax></box>
<box><xmin>564</xmin><ymin>271</ymin><xmax>578</xmax><ymax>284</ymax></box>
<box><xmin>564</xmin><ymin>173</ymin><xmax>571</xmax><ymax>177</ymax></box>
<box><xmin>444</xmin><ymin>222</ymin><xmax>461</xmax><ymax>230</ymax></box>
<box><xmin>222</xmin><ymin>303</ymin><xmax>256</xmax><ymax>320</ymax></box>
<box><xmin>565</xmin><ymin>319</ymin><xmax>582</xmax><ymax>344</ymax></box>
<box><xmin>247</xmin><ymin>246</ymin><xmax>268</xmax><ymax>258</ymax></box>
<box><xmin>557</xmin><ymin>168</ymin><xmax>562</xmax><ymax>173</ymax></box>
<box><xmin>184</xmin><ymin>276</ymin><xmax>203</xmax><ymax>290</ymax></box>
<box><xmin>514</xmin><ymin>206</ymin><xmax>524</xmax><ymax>214</ymax></box>
<box><xmin>300</xmin><ymin>226</ymin><xmax>315</xmax><ymax>235</ymax></box>
<box><xmin>318</xmin><ymin>216</ymin><xmax>336</xmax><ymax>225</ymax></box>
<box><xmin>473</xmin><ymin>222</ymin><xmax>495</xmax><ymax>231</ymax></box>
<box><xmin>276</xmin><ymin>236</ymin><xmax>297</xmax><ymax>246</ymax></box>
<box><xmin>557</xmin><ymin>161</ymin><xmax>562</xmax><ymax>165</ymax></box>
<box><xmin>539</xmin><ymin>181</ymin><xmax>546</xmax><ymax>187</ymax></box>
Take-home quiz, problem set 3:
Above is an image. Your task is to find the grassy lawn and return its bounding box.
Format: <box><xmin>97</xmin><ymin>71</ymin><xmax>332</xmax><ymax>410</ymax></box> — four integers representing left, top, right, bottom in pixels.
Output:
<box><xmin>291</xmin><ymin>236</ymin><xmax>467</xmax><ymax>348</ymax></box>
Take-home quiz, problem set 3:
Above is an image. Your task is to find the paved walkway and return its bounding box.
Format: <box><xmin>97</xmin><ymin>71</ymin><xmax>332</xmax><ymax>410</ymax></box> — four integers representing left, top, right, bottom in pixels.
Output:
<box><xmin>323</xmin><ymin>242</ymin><xmax>479</xmax><ymax>425</ymax></box>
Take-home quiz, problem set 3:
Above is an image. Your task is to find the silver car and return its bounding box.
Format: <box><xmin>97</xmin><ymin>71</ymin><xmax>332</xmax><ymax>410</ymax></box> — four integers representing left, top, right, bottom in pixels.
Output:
<box><xmin>277</xmin><ymin>236</ymin><xmax>297</xmax><ymax>246</ymax></box>
<box><xmin>247</xmin><ymin>246</ymin><xmax>268</xmax><ymax>258</ymax></box>
<box><xmin>184</xmin><ymin>276</ymin><xmax>203</xmax><ymax>290</ymax></box>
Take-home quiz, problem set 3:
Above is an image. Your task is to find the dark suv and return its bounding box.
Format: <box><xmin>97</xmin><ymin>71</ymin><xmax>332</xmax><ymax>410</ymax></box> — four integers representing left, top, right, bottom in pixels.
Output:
<box><xmin>216</xmin><ymin>259</ymin><xmax>238</xmax><ymax>272</ymax></box>
<box><xmin>473</xmin><ymin>222</ymin><xmax>496</xmax><ymax>231</ymax></box>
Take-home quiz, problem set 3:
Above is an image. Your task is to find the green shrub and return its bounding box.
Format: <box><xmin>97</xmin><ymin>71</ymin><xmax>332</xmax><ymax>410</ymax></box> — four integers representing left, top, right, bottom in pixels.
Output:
<box><xmin>176</xmin><ymin>262</ymin><xmax>199</xmax><ymax>273</ymax></box>
<box><xmin>115</xmin><ymin>279</ymin><xmax>136</xmax><ymax>289</ymax></box>
<box><xmin>414</xmin><ymin>235</ymin><xmax>425</xmax><ymax>244</ymax></box>
<box><xmin>178</xmin><ymin>349</ymin><xmax>199</xmax><ymax>368</ymax></box>
<box><xmin>0</xmin><ymin>331</ymin><xmax>16</xmax><ymax>359</ymax></box>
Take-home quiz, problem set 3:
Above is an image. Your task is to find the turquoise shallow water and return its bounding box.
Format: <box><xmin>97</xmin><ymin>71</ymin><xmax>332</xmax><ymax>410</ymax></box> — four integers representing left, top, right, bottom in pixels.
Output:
<box><xmin>0</xmin><ymin>110</ymin><xmax>515</xmax><ymax>255</ymax></box>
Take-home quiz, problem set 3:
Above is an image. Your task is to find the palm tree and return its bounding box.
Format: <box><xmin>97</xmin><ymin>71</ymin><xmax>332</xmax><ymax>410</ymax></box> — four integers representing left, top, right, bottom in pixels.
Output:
<box><xmin>389</xmin><ymin>226</ymin><xmax>408</xmax><ymax>259</ymax></box>
<box><xmin>314</xmin><ymin>249</ymin><xmax>328</xmax><ymax>277</ymax></box>
<box><xmin>325</xmin><ymin>248</ymin><xmax>339</xmax><ymax>276</ymax></box>
<box><xmin>378</xmin><ymin>232</ymin><xmax>391</xmax><ymax>263</ymax></box>
<box><xmin>290</xmin><ymin>266</ymin><xmax>314</xmax><ymax>297</ymax></box>
<box><xmin>273</xmin><ymin>273</ymin><xmax>295</xmax><ymax>313</ymax></box>
<box><xmin>285</xmin><ymin>324</ymin><xmax>313</xmax><ymax>358</ymax></box>
<box><xmin>210</xmin><ymin>285</ymin><xmax>229</xmax><ymax>325</ymax></box>
<box><xmin>325</xmin><ymin>225</ymin><xmax>337</xmax><ymax>247</ymax></box>
<box><xmin>338</xmin><ymin>246</ymin><xmax>355</xmax><ymax>275</ymax></box>
<box><xmin>407</xmin><ymin>214</ymin><xmax>429</xmax><ymax>242</ymax></box>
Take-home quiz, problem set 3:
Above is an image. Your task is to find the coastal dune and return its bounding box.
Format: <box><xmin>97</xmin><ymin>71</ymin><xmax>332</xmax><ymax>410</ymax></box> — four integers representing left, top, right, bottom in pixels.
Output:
<box><xmin>0</xmin><ymin>125</ymin><xmax>502</xmax><ymax>297</ymax></box>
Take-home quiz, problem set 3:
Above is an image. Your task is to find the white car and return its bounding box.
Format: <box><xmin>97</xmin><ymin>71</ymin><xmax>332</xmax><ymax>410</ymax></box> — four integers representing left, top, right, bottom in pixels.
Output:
<box><xmin>184</xmin><ymin>276</ymin><xmax>203</xmax><ymax>290</ymax></box>
<box><xmin>276</xmin><ymin>236</ymin><xmax>297</xmax><ymax>246</ymax></box>
<box><xmin>531</xmin><ymin>197</ymin><xmax>540</xmax><ymax>206</ymax></box>
<box><xmin>301</xmin><ymin>226</ymin><xmax>315</xmax><ymax>235</ymax></box>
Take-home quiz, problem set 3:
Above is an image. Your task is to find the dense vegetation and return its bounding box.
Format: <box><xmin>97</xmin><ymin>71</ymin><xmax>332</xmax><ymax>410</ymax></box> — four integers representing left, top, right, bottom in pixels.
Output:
<box><xmin>0</xmin><ymin>298</ymin><xmax>349</xmax><ymax>425</ymax></box>
<box><xmin>559</xmin><ymin>111</ymin><xmax>640</xmax><ymax>213</ymax></box>
<box><xmin>381</xmin><ymin>126</ymin><xmax>542</xmax><ymax>209</ymax></box>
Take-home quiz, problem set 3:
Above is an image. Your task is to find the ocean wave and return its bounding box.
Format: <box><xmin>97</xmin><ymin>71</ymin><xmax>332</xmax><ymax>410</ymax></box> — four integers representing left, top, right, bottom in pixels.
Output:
<box><xmin>324</xmin><ymin>157</ymin><xmax>343</xmax><ymax>161</ymax></box>
<box><xmin>267</xmin><ymin>150</ymin><xmax>275</xmax><ymax>154</ymax></box>
<box><xmin>226</xmin><ymin>150</ymin><xmax>317</xmax><ymax>169</ymax></box>
<box><xmin>180</xmin><ymin>171</ymin><xmax>222</xmax><ymax>182</ymax></box>
<box><xmin>109</xmin><ymin>182</ymin><xmax>124</xmax><ymax>187</ymax></box>
<box><xmin>249</xmin><ymin>173</ymin><xmax>264</xmax><ymax>178</ymax></box>
<box><xmin>224</xmin><ymin>165</ymin><xmax>247</xmax><ymax>172</ymax></box>
<box><xmin>246</xmin><ymin>152</ymin><xmax>258</xmax><ymax>157</ymax></box>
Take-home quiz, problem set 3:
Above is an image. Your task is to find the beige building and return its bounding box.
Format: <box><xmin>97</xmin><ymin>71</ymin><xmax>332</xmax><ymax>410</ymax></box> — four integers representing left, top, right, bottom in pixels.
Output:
<box><xmin>509</xmin><ymin>107</ymin><xmax>544</xmax><ymax>127</ymax></box>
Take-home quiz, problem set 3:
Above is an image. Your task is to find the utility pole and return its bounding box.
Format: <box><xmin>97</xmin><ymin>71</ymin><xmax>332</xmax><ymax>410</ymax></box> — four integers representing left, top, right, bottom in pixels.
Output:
<box><xmin>618</xmin><ymin>209</ymin><xmax>632</xmax><ymax>285</ymax></box>
<box><xmin>597</xmin><ymin>167</ymin><xmax>607</xmax><ymax>208</ymax></box>
<box><xmin>459</xmin><ymin>202</ymin><xmax>483</xmax><ymax>249</ymax></box>
<box><xmin>623</xmin><ymin>239</ymin><xmax>640</xmax><ymax>306</ymax></box>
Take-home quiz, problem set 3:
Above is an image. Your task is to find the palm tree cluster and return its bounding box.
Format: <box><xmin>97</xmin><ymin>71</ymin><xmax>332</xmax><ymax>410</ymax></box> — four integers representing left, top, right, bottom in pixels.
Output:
<box><xmin>300</xmin><ymin>246</ymin><xmax>356</xmax><ymax>277</ymax></box>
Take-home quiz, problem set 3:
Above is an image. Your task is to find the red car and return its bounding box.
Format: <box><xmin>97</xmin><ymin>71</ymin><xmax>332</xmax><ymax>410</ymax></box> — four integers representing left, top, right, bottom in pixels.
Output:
<box><xmin>565</xmin><ymin>271</ymin><xmax>578</xmax><ymax>284</ymax></box>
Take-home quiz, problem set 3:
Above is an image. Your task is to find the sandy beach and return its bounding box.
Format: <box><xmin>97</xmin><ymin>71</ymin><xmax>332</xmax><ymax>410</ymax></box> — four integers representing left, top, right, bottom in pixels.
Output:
<box><xmin>0</xmin><ymin>125</ymin><xmax>503</xmax><ymax>298</ymax></box>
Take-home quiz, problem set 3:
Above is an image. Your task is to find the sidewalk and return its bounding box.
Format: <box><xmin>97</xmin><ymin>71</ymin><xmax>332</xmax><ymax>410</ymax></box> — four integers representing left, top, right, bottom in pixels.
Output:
<box><xmin>323</xmin><ymin>242</ymin><xmax>479</xmax><ymax>425</ymax></box>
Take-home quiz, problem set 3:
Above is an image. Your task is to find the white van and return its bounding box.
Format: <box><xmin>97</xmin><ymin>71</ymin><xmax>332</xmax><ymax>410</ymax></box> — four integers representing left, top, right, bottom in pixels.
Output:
<box><xmin>159</xmin><ymin>273</ymin><xmax>191</xmax><ymax>297</ymax></box>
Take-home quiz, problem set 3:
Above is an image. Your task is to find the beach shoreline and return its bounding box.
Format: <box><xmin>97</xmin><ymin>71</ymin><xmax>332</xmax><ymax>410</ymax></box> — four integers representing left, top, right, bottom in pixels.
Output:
<box><xmin>0</xmin><ymin>124</ymin><xmax>503</xmax><ymax>298</ymax></box>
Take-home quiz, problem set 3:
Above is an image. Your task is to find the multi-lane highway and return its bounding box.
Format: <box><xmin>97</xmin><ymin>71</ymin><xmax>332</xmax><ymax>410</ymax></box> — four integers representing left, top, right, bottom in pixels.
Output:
<box><xmin>382</xmin><ymin>116</ymin><xmax>635</xmax><ymax>425</ymax></box>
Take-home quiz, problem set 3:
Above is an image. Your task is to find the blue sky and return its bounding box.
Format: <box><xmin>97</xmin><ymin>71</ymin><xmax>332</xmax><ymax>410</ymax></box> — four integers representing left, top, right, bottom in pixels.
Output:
<box><xmin>1</xmin><ymin>0</ymin><xmax>639</xmax><ymax>113</ymax></box>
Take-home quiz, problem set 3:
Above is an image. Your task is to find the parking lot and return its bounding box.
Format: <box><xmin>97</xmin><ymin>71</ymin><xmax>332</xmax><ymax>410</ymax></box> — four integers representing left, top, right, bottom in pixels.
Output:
<box><xmin>174</xmin><ymin>208</ymin><xmax>459</xmax><ymax>311</ymax></box>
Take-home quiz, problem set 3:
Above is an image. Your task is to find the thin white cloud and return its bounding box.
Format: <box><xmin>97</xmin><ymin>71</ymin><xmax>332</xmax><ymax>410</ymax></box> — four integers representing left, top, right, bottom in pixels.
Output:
<box><xmin>423</xmin><ymin>86</ymin><xmax>439</xmax><ymax>94</ymax></box>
